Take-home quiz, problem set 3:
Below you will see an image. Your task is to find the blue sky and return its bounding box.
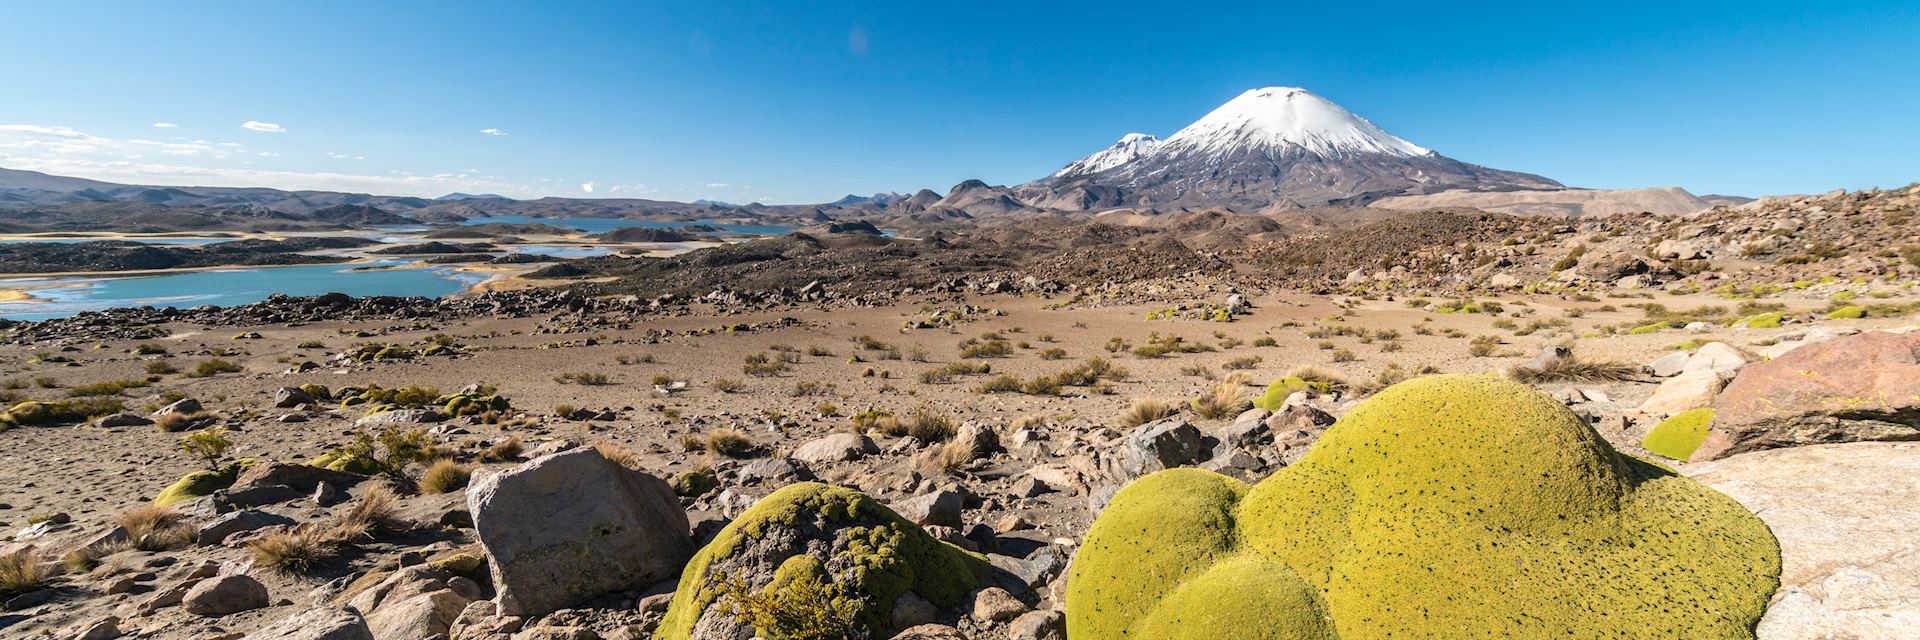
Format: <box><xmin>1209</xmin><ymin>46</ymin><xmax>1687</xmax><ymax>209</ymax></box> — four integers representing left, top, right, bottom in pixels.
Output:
<box><xmin>1</xmin><ymin>1</ymin><xmax>1915</xmax><ymax>202</ymax></box>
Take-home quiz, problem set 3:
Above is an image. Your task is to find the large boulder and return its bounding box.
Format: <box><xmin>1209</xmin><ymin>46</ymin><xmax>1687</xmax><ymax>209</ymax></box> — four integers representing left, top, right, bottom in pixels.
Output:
<box><xmin>790</xmin><ymin>433</ymin><xmax>879</xmax><ymax>465</ymax></box>
<box><xmin>1689</xmin><ymin>442</ymin><xmax>1920</xmax><ymax>638</ymax></box>
<box><xmin>1068</xmin><ymin>375</ymin><xmax>1779</xmax><ymax>639</ymax></box>
<box><xmin>467</xmin><ymin>448</ymin><xmax>693</xmax><ymax>617</ymax></box>
<box><xmin>1107</xmin><ymin>417</ymin><xmax>1207</xmax><ymax>479</ymax></box>
<box><xmin>1636</xmin><ymin>368</ymin><xmax>1727</xmax><ymax>417</ymax></box>
<box><xmin>655</xmin><ymin>483</ymin><xmax>995</xmax><ymax>640</ymax></box>
<box><xmin>231</xmin><ymin>462</ymin><xmax>366</xmax><ymax>493</ymax></box>
<box><xmin>1693</xmin><ymin>331</ymin><xmax>1920</xmax><ymax>461</ymax></box>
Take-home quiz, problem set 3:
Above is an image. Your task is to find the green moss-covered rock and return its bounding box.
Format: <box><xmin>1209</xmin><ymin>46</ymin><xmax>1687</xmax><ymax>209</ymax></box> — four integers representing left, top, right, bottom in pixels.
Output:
<box><xmin>311</xmin><ymin>450</ymin><xmax>383</xmax><ymax>475</ymax></box>
<box><xmin>152</xmin><ymin>459</ymin><xmax>259</xmax><ymax>506</ymax></box>
<box><xmin>655</xmin><ymin>482</ymin><xmax>993</xmax><ymax>640</ymax></box>
<box><xmin>1644</xmin><ymin>408</ymin><xmax>1716</xmax><ymax>460</ymax></box>
<box><xmin>1068</xmin><ymin>375</ymin><xmax>1779</xmax><ymax>640</ymax></box>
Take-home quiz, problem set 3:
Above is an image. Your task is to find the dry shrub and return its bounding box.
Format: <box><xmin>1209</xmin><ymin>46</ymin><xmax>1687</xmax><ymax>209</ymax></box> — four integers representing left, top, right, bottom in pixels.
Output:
<box><xmin>903</xmin><ymin>408</ymin><xmax>954</xmax><ymax>443</ymax></box>
<box><xmin>331</xmin><ymin>482</ymin><xmax>404</xmax><ymax>543</ymax></box>
<box><xmin>0</xmin><ymin>548</ymin><xmax>51</xmax><ymax>597</ymax></box>
<box><xmin>1509</xmin><ymin>352</ymin><xmax>1638</xmax><ymax>383</ymax></box>
<box><xmin>250</xmin><ymin>525</ymin><xmax>331</xmax><ymax>574</ymax></box>
<box><xmin>704</xmin><ymin>428</ymin><xmax>755</xmax><ymax>458</ymax></box>
<box><xmin>916</xmin><ymin>439</ymin><xmax>978</xmax><ymax>476</ymax></box>
<box><xmin>481</xmin><ymin>435</ymin><xmax>523</xmax><ymax>462</ymax></box>
<box><xmin>1120</xmin><ymin>397</ymin><xmax>1175</xmax><ymax>428</ymax></box>
<box><xmin>116</xmin><ymin>505</ymin><xmax>190</xmax><ymax>551</ymax></box>
<box><xmin>419</xmin><ymin>459</ymin><xmax>472</xmax><ymax>494</ymax></box>
<box><xmin>1192</xmin><ymin>373</ymin><xmax>1251</xmax><ymax>419</ymax></box>
<box><xmin>154</xmin><ymin>410</ymin><xmax>214</xmax><ymax>433</ymax></box>
<box><xmin>1286</xmin><ymin>366</ymin><xmax>1351</xmax><ymax>392</ymax></box>
<box><xmin>596</xmin><ymin>442</ymin><xmax>646</xmax><ymax>469</ymax></box>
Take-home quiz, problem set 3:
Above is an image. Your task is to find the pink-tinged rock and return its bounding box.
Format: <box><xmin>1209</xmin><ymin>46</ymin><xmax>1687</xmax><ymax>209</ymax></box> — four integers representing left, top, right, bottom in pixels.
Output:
<box><xmin>1693</xmin><ymin>331</ymin><xmax>1920</xmax><ymax>461</ymax></box>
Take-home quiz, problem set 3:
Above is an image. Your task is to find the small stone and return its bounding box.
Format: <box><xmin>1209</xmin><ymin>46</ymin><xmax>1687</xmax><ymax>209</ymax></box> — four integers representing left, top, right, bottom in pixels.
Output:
<box><xmin>969</xmin><ymin>586</ymin><xmax>1028</xmax><ymax>624</ymax></box>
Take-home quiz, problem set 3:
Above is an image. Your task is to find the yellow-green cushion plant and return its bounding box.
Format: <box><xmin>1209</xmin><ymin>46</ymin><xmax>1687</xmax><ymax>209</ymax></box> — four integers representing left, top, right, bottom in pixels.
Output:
<box><xmin>152</xmin><ymin>458</ymin><xmax>259</xmax><ymax>506</ymax></box>
<box><xmin>1731</xmin><ymin>312</ymin><xmax>1783</xmax><ymax>329</ymax></box>
<box><xmin>1823</xmin><ymin>305</ymin><xmax>1865</xmax><ymax>319</ymax></box>
<box><xmin>1251</xmin><ymin>377</ymin><xmax>1333</xmax><ymax>411</ymax></box>
<box><xmin>656</xmin><ymin>482</ymin><xmax>993</xmax><ymax>640</ymax></box>
<box><xmin>1067</xmin><ymin>375</ymin><xmax>1779</xmax><ymax>640</ymax></box>
<box><xmin>1643</xmin><ymin>408</ymin><xmax>1716</xmax><ymax>460</ymax></box>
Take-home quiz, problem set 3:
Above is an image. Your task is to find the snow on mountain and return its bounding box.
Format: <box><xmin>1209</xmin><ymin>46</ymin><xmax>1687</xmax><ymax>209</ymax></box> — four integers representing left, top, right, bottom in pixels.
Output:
<box><xmin>1156</xmin><ymin>87</ymin><xmax>1431</xmax><ymax>158</ymax></box>
<box><xmin>1022</xmin><ymin>86</ymin><xmax>1560</xmax><ymax>209</ymax></box>
<box><xmin>1052</xmin><ymin>133</ymin><xmax>1161</xmax><ymax>178</ymax></box>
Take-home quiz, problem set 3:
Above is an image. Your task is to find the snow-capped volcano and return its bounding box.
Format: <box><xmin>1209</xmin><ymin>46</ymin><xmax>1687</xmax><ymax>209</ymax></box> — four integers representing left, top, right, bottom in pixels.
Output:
<box><xmin>1158</xmin><ymin>87</ymin><xmax>1430</xmax><ymax>158</ymax></box>
<box><xmin>1023</xmin><ymin>87</ymin><xmax>1559</xmax><ymax>209</ymax></box>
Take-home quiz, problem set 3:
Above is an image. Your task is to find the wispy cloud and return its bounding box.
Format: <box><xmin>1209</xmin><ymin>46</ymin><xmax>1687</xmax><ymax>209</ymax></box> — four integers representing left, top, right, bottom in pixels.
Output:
<box><xmin>241</xmin><ymin>120</ymin><xmax>285</xmax><ymax>133</ymax></box>
<box><xmin>479</xmin><ymin>128</ymin><xmax>507</xmax><ymax>136</ymax></box>
<box><xmin>0</xmin><ymin>122</ymin><xmax>535</xmax><ymax>198</ymax></box>
<box><xmin>151</xmin><ymin>122</ymin><xmax>179</xmax><ymax>129</ymax></box>
<box><xmin>704</xmin><ymin>182</ymin><xmax>731</xmax><ymax>188</ymax></box>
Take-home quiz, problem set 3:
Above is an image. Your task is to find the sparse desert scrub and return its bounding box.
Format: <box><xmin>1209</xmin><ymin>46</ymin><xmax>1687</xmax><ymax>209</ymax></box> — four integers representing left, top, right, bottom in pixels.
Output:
<box><xmin>597</xmin><ymin>442</ymin><xmax>647</xmax><ymax>468</ymax></box>
<box><xmin>918</xmin><ymin>361</ymin><xmax>990</xmax><ymax>384</ymax></box>
<box><xmin>1120</xmin><ymin>397</ymin><xmax>1175</xmax><ymax>427</ymax></box>
<box><xmin>554</xmin><ymin>371</ymin><xmax>612</xmax><ymax>385</ymax></box>
<box><xmin>188</xmin><ymin>358</ymin><xmax>242</xmax><ymax>377</ymax></box>
<box><xmin>177</xmin><ymin>428</ymin><xmax>235</xmax><ymax>468</ymax></box>
<box><xmin>66</xmin><ymin>379</ymin><xmax>150</xmax><ymax>397</ymax></box>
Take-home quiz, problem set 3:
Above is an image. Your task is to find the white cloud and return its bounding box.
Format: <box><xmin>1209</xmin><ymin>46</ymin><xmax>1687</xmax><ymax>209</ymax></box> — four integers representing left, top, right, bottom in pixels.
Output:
<box><xmin>241</xmin><ymin>120</ymin><xmax>286</xmax><ymax>133</ymax></box>
<box><xmin>0</xmin><ymin>122</ymin><xmax>538</xmax><ymax>198</ymax></box>
<box><xmin>479</xmin><ymin>128</ymin><xmax>507</xmax><ymax>136</ymax></box>
<box><xmin>580</xmin><ymin>181</ymin><xmax>596</xmax><ymax>193</ymax></box>
<box><xmin>151</xmin><ymin>122</ymin><xmax>179</xmax><ymax>129</ymax></box>
<box><xmin>704</xmin><ymin>182</ymin><xmax>731</xmax><ymax>188</ymax></box>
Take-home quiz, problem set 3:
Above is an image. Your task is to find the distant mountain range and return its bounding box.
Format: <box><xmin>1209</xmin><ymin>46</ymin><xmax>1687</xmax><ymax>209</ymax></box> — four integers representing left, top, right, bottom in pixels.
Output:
<box><xmin>0</xmin><ymin>88</ymin><xmax>1737</xmax><ymax>225</ymax></box>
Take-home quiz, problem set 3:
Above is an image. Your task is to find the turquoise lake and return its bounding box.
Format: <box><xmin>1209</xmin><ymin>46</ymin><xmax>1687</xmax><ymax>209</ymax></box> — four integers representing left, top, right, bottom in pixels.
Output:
<box><xmin>0</xmin><ymin>261</ymin><xmax>486</xmax><ymax>321</ymax></box>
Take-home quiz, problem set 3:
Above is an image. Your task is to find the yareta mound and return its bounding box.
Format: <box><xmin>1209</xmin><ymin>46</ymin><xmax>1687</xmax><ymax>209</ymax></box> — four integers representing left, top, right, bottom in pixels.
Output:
<box><xmin>1067</xmin><ymin>374</ymin><xmax>1780</xmax><ymax>640</ymax></box>
<box><xmin>655</xmin><ymin>482</ymin><xmax>994</xmax><ymax>640</ymax></box>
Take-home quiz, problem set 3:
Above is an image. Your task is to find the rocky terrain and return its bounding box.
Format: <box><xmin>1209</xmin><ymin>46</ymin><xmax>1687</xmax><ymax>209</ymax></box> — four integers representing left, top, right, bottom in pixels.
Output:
<box><xmin>0</xmin><ymin>201</ymin><xmax>1914</xmax><ymax>638</ymax></box>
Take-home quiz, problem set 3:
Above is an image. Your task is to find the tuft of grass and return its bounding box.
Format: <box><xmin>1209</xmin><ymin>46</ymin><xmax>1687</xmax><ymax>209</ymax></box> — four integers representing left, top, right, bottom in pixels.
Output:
<box><xmin>704</xmin><ymin>428</ymin><xmax>755</xmax><ymax>458</ymax></box>
<box><xmin>1120</xmin><ymin>397</ymin><xmax>1175</xmax><ymax>428</ymax></box>
<box><xmin>331</xmin><ymin>482</ymin><xmax>404</xmax><ymax>542</ymax></box>
<box><xmin>0</xmin><ymin>549</ymin><xmax>52</xmax><ymax>597</ymax></box>
<box><xmin>117</xmin><ymin>505</ymin><xmax>190</xmax><ymax>551</ymax></box>
<box><xmin>712</xmin><ymin>378</ymin><xmax>746</xmax><ymax>393</ymax></box>
<box><xmin>481</xmin><ymin>436</ymin><xmax>523</xmax><ymax>462</ymax></box>
<box><xmin>1508</xmin><ymin>352</ymin><xmax>1638</xmax><ymax>383</ymax></box>
<box><xmin>250</xmin><ymin>526</ymin><xmax>330</xmax><ymax>574</ymax></box>
<box><xmin>596</xmin><ymin>442</ymin><xmax>646</xmax><ymax>469</ymax></box>
<box><xmin>1191</xmin><ymin>372</ymin><xmax>1251</xmax><ymax>419</ymax></box>
<box><xmin>418</xmin><ymin>459</ymin><xmax>472</xmax><ymax>494</ymax></box>
<box><xmin>902</xmin><ymin>407</ymin><xmax>954</xmax><ymax>442</ymax></box>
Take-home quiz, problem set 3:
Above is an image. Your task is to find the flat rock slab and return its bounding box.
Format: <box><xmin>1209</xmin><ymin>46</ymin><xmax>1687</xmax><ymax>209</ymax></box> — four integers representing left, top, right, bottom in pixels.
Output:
<box><xmin>1688</xmin><ymin>442</ymin><xmax>1920</xmax><ymax>639</ymax></box>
